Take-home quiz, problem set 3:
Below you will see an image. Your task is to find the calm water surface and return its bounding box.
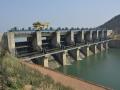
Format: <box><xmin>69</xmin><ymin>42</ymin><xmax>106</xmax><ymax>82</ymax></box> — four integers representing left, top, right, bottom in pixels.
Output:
<box><xmin>57</xmin><ymin>49</ymin><xmax>120</xmax><ymax>90</ymax></box>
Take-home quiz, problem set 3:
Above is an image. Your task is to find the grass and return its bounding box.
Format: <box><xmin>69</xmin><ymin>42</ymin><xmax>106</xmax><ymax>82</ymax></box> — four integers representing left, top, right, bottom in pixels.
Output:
<box><xmin>0</xmin><ymin>51</ymin><xmax>72</xmax><ymax>90</ymax></box>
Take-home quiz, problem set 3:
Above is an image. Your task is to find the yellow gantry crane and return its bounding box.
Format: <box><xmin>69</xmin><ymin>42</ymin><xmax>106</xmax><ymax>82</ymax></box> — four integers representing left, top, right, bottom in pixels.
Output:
<box><xmin>33</xmin><ymin>21</ymin><xmax>49</xmax><ymax>30</ymax></box>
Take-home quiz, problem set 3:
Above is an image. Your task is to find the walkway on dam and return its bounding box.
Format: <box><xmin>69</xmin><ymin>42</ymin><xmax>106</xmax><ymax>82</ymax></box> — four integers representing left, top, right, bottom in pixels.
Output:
<box><xmin>22</xmin><ymin>62</ymin><xmax>110</xmax><ymax>90</ymax></box>
<box><xmin>20</xmin><ymin>39</ymin><xmax>111</xmax><ymax>61</ymax></box>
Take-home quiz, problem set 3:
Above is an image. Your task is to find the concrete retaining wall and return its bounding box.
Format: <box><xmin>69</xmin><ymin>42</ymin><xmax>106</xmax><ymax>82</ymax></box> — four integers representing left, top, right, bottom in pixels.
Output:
<box><xmin>109</xmin><ymin>40</ymin><xmax>120</xmax><ymax>48</ymax></box>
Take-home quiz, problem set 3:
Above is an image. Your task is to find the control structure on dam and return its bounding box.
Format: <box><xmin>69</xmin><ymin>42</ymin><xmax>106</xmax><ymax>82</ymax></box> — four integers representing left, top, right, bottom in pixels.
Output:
<box><xmin>4</xmin><ymin>28</ymin><xmax>112</xmax><ymax>67</ymax></box>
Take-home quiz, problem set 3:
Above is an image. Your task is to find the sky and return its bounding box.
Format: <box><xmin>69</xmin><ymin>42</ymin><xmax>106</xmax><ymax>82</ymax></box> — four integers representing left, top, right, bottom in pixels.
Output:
<box><xmin>0</xmin><ymin>0</ymin><xmax>120</xmax><ymax>32</ymax></box>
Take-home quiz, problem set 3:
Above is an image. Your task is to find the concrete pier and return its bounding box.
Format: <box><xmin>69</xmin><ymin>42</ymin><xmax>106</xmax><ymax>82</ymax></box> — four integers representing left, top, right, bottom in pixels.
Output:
<box><xmin>92</xmin><ymin>31</ymin><xmax>99</xmax><ymax>41</ymax></box>
<box><xmin>69</xmin><ymin>48</ymin><xmax>81</xmax><ymax>60</ymax></box>
<box><xmin>85</xmin><ymin>31</ymin><xmax>92</xmax><ymax>42</ymax></box>
<box><xmin>54</xmin><ymin>50</ymin><xmax>68</xmax><ymax>65</ymax></box>
<box><xmin>103</xmin><ymin>42</ymin><xmax>108</xmax><ymax>50</ymax></box>
<box><xmin>89</xmin><ymin>44</ymin><xmax>98</xmax><ymax>54</ymax></box>
<box><xmin>99</xmin><ymin>30</ymin><xmax>105</xmax><ymax>40</ymax></box>
<box><xmin>33</xmin><ymin>31</ymin><xmax>42</xmax><ymax>51</ymax></box>
<box><xmin>89</xmin><ymin>31</ymin><xmax>93</xmax><ymax>41</ymax></box>
<box><xmin>79</xmin><ymin>50</ymin><xmax>85</xmax><ymax>59</ymax></box>
<box><xmin>102</xmin><ymin>30</ymin><xmax>105</xmax><ymax>39</ymax></box>
<box><xmin>65</xmin><ymin>31</ymin><xmax>74</xmax><ymax>45</ymax></box>
<box><xmin>81</xmin><ymin>46</ymin><xmax>90</xmax><ymax>56</ymax></box>
<box><xmin>51</xmin><ymin>31</ymin><xmax>61</xmax><ymax>48</ymax></box>
<box><xmin>76</xmin><ymin>31</ymin><xmax>84</xmax><ymax>43</ymax></box>
<box><xmin>97</xmin><ymin>43</ymin><xmax>104</xmax><ymax>51</ymax></box>
<box><xmin>43</xmin><ymin>55</ymin><xmax>49</xmax><ymax>67</ymax></box>
<box><xmin>104</xmin><ymin>30</ymin><xmax>107</xmax><ymax>39</ymax></box>
<box><xmin>98</xmin><ymin>31</ymin><xmax>102</xmax><ymax>40</ymax></box>
<box><xmin>7</xmin><ymin>32</ymin><xmax>15</xmax><ymax>55</ymax></box>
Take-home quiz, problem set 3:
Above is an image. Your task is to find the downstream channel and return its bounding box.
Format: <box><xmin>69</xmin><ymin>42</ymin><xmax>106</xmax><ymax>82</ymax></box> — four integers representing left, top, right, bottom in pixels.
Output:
<box><xmin>57</xmin><ymin>49</ymin><xmax>120</xmax><ymax>90</ymax></box>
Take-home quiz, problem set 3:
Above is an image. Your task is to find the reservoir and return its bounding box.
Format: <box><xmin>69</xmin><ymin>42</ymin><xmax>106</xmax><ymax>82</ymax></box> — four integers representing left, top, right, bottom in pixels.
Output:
<box><xmin>57</xmin><ymin>49</ymin><xmax>120</xmax><ymax>90</ymax></box>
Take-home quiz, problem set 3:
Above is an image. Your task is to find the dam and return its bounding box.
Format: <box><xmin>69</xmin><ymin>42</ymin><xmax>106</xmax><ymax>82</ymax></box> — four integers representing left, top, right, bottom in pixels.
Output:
<box><xmin>1</xmin><ymin>28</ymin><xmax>112</xmax><ymax>67</ymax></box>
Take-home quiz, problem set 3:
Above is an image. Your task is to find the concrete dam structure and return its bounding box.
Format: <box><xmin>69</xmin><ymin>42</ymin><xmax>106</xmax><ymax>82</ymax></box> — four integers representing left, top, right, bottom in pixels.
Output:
<box><xmin>3</xmin><ymin>28</ymin><xmax>112</xmax><ymax>68</ymax></box>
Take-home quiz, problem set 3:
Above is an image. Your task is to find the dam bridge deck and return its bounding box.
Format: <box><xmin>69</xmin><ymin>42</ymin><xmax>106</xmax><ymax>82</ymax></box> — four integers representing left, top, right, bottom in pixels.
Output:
<box><xmin>19</xmin><ymin>39</ymin><xmax>112</xmax><ymax>61</ymax></box>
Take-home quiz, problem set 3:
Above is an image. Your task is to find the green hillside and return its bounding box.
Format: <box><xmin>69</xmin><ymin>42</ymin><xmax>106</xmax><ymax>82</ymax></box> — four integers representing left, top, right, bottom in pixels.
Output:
<box><xmin>99</xmin><ymin>15</ymin><xmax>120</xmax><ymax>34</ymax></box>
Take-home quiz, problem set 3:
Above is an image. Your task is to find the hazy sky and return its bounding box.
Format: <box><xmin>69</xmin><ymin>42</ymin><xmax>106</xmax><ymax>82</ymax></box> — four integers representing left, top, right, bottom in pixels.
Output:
<box><xmin>0</xmin><ymin>0</ymin><xmax>120</xmax><ymax>32</ymax></box>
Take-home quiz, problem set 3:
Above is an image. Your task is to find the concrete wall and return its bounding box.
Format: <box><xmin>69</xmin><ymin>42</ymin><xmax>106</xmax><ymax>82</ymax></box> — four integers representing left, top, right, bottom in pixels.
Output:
<box><xmin>51</xmin><ymin>31</ymin><xmax>60</xmax><ymax>48</ymax></box>
<box><xmin>32</xmin><ymin>31</ymin><xmax>42</xmax><ymax>51</ymax></box>
<box><xmin>65</xmin><ymin>31</ymin><xmax>74</xmax><ymax>45</ymax></box>
<box><xmin>109</xmin><ymin>40</ymin><xmax>120</xmax><ymax>48</ymax></box>
<box><xmin>7</xmin><ymin>32</ymin><xmax>15</xmax><ymax>55</ymax></box>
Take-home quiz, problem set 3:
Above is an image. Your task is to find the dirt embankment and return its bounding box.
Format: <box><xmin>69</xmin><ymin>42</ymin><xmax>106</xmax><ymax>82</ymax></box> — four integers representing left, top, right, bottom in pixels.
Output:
<box><xmin>23</xmin><ymin>62</ymin><xmax>111</xmax><ymax>90</ymax></box>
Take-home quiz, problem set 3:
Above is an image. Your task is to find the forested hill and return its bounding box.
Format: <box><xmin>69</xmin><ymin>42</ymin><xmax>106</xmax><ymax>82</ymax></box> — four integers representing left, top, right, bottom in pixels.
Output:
<box><xmin>99</xmin><ymin>15</ymin><xmax>120</xmax><ymax>33</ymax></box>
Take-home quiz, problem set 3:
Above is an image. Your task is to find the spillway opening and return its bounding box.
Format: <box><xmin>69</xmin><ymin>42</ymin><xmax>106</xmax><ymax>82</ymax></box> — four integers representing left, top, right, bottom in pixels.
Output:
<box><xmin>15</xmin><ymin>36</ymin><xmax>34</xmax><ymax>56</ymax></box>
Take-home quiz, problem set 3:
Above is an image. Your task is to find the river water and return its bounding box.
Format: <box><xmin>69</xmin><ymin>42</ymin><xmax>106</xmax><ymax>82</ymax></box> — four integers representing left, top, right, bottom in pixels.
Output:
<box><xmin>57</xmin><ymin>49</ymin><xmax>120</xmax><ymax>90</ymax></box>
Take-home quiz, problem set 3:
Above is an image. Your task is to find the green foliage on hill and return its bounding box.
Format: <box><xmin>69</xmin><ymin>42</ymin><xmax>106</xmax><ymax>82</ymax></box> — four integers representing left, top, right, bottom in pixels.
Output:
<box><xmin>99</xmin><ymin>15</ymin><xmax>120</xmax><ymax>34</ymax></box>
<box><xmin>0</xmin><ymin>52</ymin><xmax>72</xmax><ymax>90</ymax></box>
